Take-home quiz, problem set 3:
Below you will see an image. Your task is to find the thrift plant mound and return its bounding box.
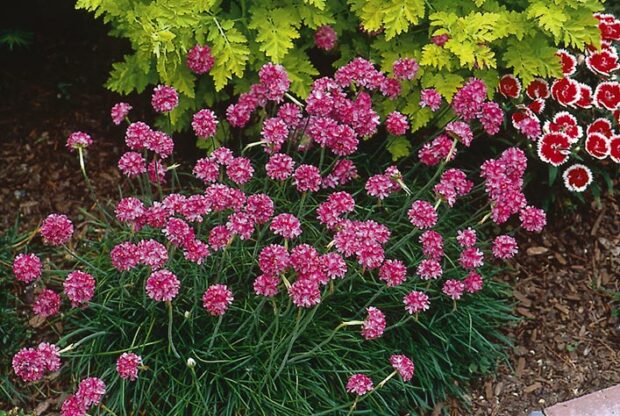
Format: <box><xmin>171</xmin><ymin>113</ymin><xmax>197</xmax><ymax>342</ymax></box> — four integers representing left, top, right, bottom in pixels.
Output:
<box><xmin>506</xmin><ymin>11</ymin><xmax>620</xmax><ymax>196</ymax></box>
<box><xmin>11</xmin><ymin>59</ymin><xmax>545</xmax><ymax>415</ymax></box>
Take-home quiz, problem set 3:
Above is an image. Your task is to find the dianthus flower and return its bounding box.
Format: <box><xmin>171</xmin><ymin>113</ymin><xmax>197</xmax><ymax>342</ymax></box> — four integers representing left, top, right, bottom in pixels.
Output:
<box><xmin>346</xmin><ymin>374</ymin><xmax>374</xmax><ymax>396</ymax></box>
<box><xmin>270</xmin><ymin>213</ymin><xmax>302</xmax><ymax>239</ymax></box>
<box><xmin>416</xmin><ymin>259</ymin><xmax>442</xmax><ymax>280</ymax></box>
<box><xmin>452</xmin><ymin>78</ymin><xmax>487</xmax><ymax>120</ymax></box>
<box><xmin>407</xmin><ymin>200</ymin><xmax>437</xmax><ymax>229</ymax></box>
<box><xmin>288</xmin><ymin>278</ymin><xmax>321</xmax><ymax>308</ymax></box>
<box><xmin>385</xmin><ymin>111</ymin><xmax>409</xmax><ymax>135</ymax></box>
<box><xmin>40</xmin><ymin>214</ymin><xmax>73</xmax><ymax>246</ymax></box>
<box><xmin>445</xmin><ymin>121</ymin><xmax>473</xmax><ymax>147</ymax></box>
<box><xmin>115</xmin><ymin>197</ymin><xmax>145</xmax><ymax>223</ymax></box>
<box><xmin>463</xmin><ymin>271</ymin><xmax>483</xmax><ymax>293</ymax></box>
<box><xmin>13</xmin><ymin>253</ymin><xmax>42</xmax><ymax>283</ymax></box>
<box><xmin>456</xmin><ymin>228</ymin><xmax>477</xmax><ymax>247</ymax></box>
<box><xmin>361</xmin><ymin>306</ymin><xmax>386</xmax><ymax>340</ymax></box>
<box><xmin>390</xmin><ymin>354</ymin><xmax>415</xmax><ymax>382</ymax></box>
<box><xmin>420</xmin><ymin>88</ymin><xmax>442</xmax><ymax>111</ymax></box>
<box><xmin>519</xmin><ymin>206</ymin><xmax>547</xmax><ymax>232</ymax></box>
<box><xmin>378</xmin><ymin>259</ymin><xmax>407</xmax><ymax>287</ymax></box>
<box><xmin>192</xmin><ymin>109</ymin><xmax>218</xmax><ymax>138</ymax></box>
<box><xmin>145</xmin><ymin>270</ymin><xmax>180</xmax><ymax>302</ymax></box>
<box><xmin>202</xmin><ymin>284</ymin><xmax>234</xmax><ymax>316</ymax></box>
<box><xmin>403</xmin><ymin>290</ymin><xmax>430</xmax><ymax>314</ymax></box>
<box><xmin>111</xmin><ymin>102</ymin><xmax>132</xmax><ymax>125</ymax></box>
<box><xmin>186</xmin><ymin>44</ymin><xmax>215</xmax><ymax>74</ymax></box>
<box><xmin>12</xmin><ymin>347</ymin><xmax>46</xmax><ymax>382</ymax></box>
<box><xmin>137</xmin><ymin>239</ymin><xmax>168</xmax><ymax>269</ymax></box>
<box><xmin>293</xmin><ymin>164</ymin><xmax>322</xmax><ymax>192</ymax></box>
<box><xmin>315</xmin><ymin>25</ymin><xmax>337</xmax><ymax>50</ymax></box>
<box><xmin>151</xmin><ymin>85</ymin><xmax>178</xmax><ymax>113</ymax></box>
<box><xmin>117</xmin><ymin>352</ymin><xmax>142</xmax><ymax>381</ymax></box>
<box><xmin>209</xmin><ymin>225</ymin><xmax>232</xmax><ymax>250</ymax></box>
<box><xmin>33</xmin><ymin>289</ymin><xmax>61</xmax><ymax>317</ymax></box>
<box><xmin>459</xmin><ymin>247</ymin><xmax>484</xmax><ymax>269</ymax></box>
<box><xmin>66</xmin><ymin>131</ymin><xmax>93</xmax><ymax>151</ymax></box>
<box><xmin>125</xmin><ymin>121</ymin><xmax>152</xmax><ymax>150</ymax></box>
<box><xmin>60</xmin><ymin>395</ymin><xmax>86</xmax><ymax>416</ymax></box>
<box><xmin>420</xmin><ymin>230</ymin><xmax>444</xmax><ymax>260</ymax></box>
<box><xmin>118</xmin><ymin>151</ymin><xmax>146</xmax><ymax>177</ymax></box>
<box><xmin>64</xmin><ymin>271</ymin><xmax>95</xmax><ymax>306</ymax></box>
<box><xmin>392</xmin><ymin>57</ymin><xmax>419</xmax><ymax>80</ymax></box>
<box><xmin>259</xmin><ymin>63</ymin><xmax>290</xmax><ymax>102</ymax></box>
<box><xmin>77</xmin><ymin>377</ymin><xmax>106</xmax><ymax>407</ymax></box>
<box><xmin>492</xmin><ymin>235</ymin><xmax>518</xmax><ymax>259</ymax></box>
<box><xmin>226</xmin><ymin>157</ymin><xmax>254</xmax><ymax>185</ymax></box>
<box><xmin>442</xmin><ymin>279</ymin><xmax>465</xmax><ymax>300</ymax></box>
<box><xmin>110</xmin><ymin>242</ymin><xmax>139</xmax><ymax>271</ymax></box>
<box><xmin>258</xmin><ymin>244</ymin><xmax>290</xmax><ymax>275</ymax></box>
<box><xmin>253</xmin><ymin>274</ymin><xmax>280</xmax><ymax>297</ymax></box>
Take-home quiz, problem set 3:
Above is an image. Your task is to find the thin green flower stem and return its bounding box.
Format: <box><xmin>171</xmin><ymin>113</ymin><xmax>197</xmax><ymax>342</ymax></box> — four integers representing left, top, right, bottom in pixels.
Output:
<box><xmin>205</xmin><ymin>314</ymin><xmax>224</xmax><ymax>356</ymax></box>
<box><xmin>346</xmin><ymin>396</ymin><xmax>360</xmax><ymax>416</ymax></box>
<box><xmin>167</xmin><ymin>301</ymin><xmax>180</xmax><ymax>359</ymax></box>
<box><xmin>78</xmin><ymin>147</ymin><xmax>113</xmax><ymax>225</ymax></box>
<box><xmin>287</xmin><ymin>321</ymin><xmax>359</xmax><ymax>364</ymax></box>
<box><xmin>297</xmin><ymin>192</ymin><xmax>308</xmax><ymax>217</ymax></box>
<box><xmin>64</xmin><ymin>246</ymin><xmax>106</xmax><ymax>274</ymax></box>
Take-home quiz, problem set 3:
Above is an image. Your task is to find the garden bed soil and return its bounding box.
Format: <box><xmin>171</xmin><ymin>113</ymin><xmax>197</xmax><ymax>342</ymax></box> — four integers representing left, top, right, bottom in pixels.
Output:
<box><xmin>2</xmin><ymin>9</ymin><xmax>620</xmax><ymax>415</ymax></box>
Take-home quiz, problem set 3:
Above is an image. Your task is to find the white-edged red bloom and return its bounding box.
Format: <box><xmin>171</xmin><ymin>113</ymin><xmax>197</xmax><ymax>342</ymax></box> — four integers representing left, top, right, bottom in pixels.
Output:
<box><xmin>13</xmin><ymin>253</ymin><xmax>42</xmax><ymax>283</ymax></box>
<box><xmin>202</xmin><ymin>284</ymin><xmax>234</xmax><ymax>316</ymax></box>
<box><xmin>498</xmin><ymin>74</ymin><xmax>521</xmax><ymax>98</ymax></box>
<box><xmin>551</xmin><ymin>77</ymin><xmax>581</xmax><ymax>107</ymax></box>
<box><xmin>145</xmin><ymin>270</ymin><xmax>180</xmax><ymax>302</ymax></box>
<box><xmin>545</xmin><ymin>112</ymin><xmax>582</xmax><ymax>143</ymax></box>
<box><xmin>610</xmin><ymin>136</ymin><xmax>620</xmax><ymax>163</ymax></box>
<box><xmin>585</xmin><ymin>132</ymin><xmax>611</xmax><ymax>159</ymax></box>
<box><xmin>40</xmin><ymin>214</ymin><xmax>74</xmax><ymax>246</ymax></box>
<box><xmin>585</xmin><ymin>48</ymin><xmax>620</xmax><ymax>76</ymax></box>
<box><xmin>594</xmin><ymin>81</ymin><xmax>620</xmax><ymax>110</ymax></box>
<box><xmin>526</xmin><ymin>78</ymin><xmax>550</xmax><ymax>100</ymax></box>
<box><xmin>587</xmin><ymin>118</ymin><xmax>613</xmax><ymax>138</ymax></box>
<box><xmin>346</xmin><ymin>374</ymin><xmax>374</xmax><ymax>395</ymax></box>
<box><xmin>116</xmin><ymin>353</ymin><xmax>142</xmax><ymax>381</ymax></box>
<box><xmin>556</xmin><ymin>49</ymin><xmax>577</xmax><ymax>76</ymax></box>
<box><xmin>537</xmin><ymin>132</ymin><xmax>572</xmax><ymax>166</ymax></box>
<box><xmin>562</xmin><ymin>164</ymin><xmax>593</xmax><ymax>192</ymax></box>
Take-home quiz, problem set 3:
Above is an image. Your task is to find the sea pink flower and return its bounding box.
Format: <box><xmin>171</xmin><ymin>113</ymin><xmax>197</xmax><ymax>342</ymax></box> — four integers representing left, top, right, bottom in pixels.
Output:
<box><xmin>321</xmin><ymin>252</ymin><xmax>347</xmax><ymax>279</ymax></box>
<box><xmin>186</xmin><ymin>44</ymin><xmax>215</xmax><ymax>74</ymax></box>
<box><xmin>478</xmin><ymin>102</ymin><xmax>504</xmax><ymax>136</ymax></box>
<box><xmin>13</xmin><ymin>253</ymin><xmax>42</xmax><ymax>283</ymax></box>
<box><xmin>259</xmin><ymin>63</ymin><xmax>290</xmax><ymax>102</ymax></box>
<box><xmin>390</xmin><ymin>354</ymin><xmax>415</xmax><ymax>382</ymax></box>
<box><xmin>125</xmin><ymin>122</ymin><xmax>152</xmax><ymax>150</ymax></box>
<box><xmin>290</xmin><ymin>244</ymin><xmax>320</xmax><ymax>274</ymax></box>
<box><xmin>418</xmin><ymin>134</ymin><xmax>455</xmax><ymax>166</ymax></box>
<box><xmin>379</xmin><ymin>259</ymin><xmax>407</xmax><ymax>287</ymax></box>
<box><xmin>456</xmin><ymin>228</ymin><xmax>477</xmax><ymax>247</ymax></box>
<box><xmin>111</xmin><ymin>102</ymin><xmax>132</xmax><ymax>125</ymax></box>
<box><xmin>407</xmin><ymin>200</ymin><xmax>437</xmax><ymax>229</ymax></box>
<box><xmin>226</xmin><ymin>211</ymin><xmax>255</xmax><ymax>240</ymax></box>
<box><xmin>253</xmin><ymin>274</ymin><xmax>280</xmax><ymax>297</ymax></box>
<box><xmin>77</xmin><ymin>377</ymin><xmax>106</xmax><ymax>406</ymax></box>
<box><xmin>261</xmin><ymin>117</ymin><xmax>289</xmax><ymax>153</ymax></box>
<box><xmin>227</xmin><ymin>157</ymin><xmax>254</xmax><ymax>185</ymax></box>
<box><xmin>209</xmin><ymin>225</ymin><xmax>232</xmax><ymax>250</ymax></box>
<box><xmin>40</xmin><ymin>214</ymin><xmax>73</xmax><ymax>246</ymax></box>
<box><xmin>385</xmin><ymin>111</ymin><xmax>409</xmax><ymax>135</ymax></box>
<box><xmin>118</xmin><ymin>152</ymin><xmax>147</xmax><ymax>177</ymax></box>
<box><xmin>35</xmin><ymin>342</ymin><xmax>60</xmax><ymax>373</ymax></box>
<box><xmin>115</xmin><ymin>197</ymin><xmax>145</xmax><ymax>223</ymax></box>
<box><xmin>145</xmin><ymin>270</ymin><xmax>180</xmax><ymax>302</ymax></box>
<box><xmin>361</xmin><ymin>306</ymin><xmax>385</xmax><ymax>340</ymax></box>
<box><xmin>60</xmin><ymin>395</ymin><xmax>86</xmax><ymax>416</ymax></box>
<box><xmin>33</xmin><ymin>289</ymin><xmax>61</xmax><ymax>317</ymax></box>
<box><xmin>259</xmin><ymin>245</ymin><xmax>290</xmax><ymax>275</ymax></box>
<box><xmin>245</xmin><ymin>194</ymin><xmax>274</xmax><ymax>224</ymax></box>
<box><xmin>110</xmin><ymin>242</ymin><xmax>139</xmax><ymax>271</ymax></box>
<box><xmin>452</xmin><ymin>78</ymin><xmax>487</xmax><ymax>121</ymax></box>
<box><xmin>270</xmin><ymin>213</ymin><xmax>302</xmax><ymax>239</ymax></box>
<box><xmin>442</xmin><ymin>279</ymin><xmax>465</xmax><ymax>300</ymax></box>
<box><xmin>380</xmin><ymin>77</ymin><xmax>401</xmax><ymax>99</ymax></box>
<box><xmin>137</xmin><ymin>239</ymin><xmax>168</xmax><ymax>269</ymax></box>
<box><xmin>420</xmin><ymin>88</ymin><xmax>442</xmax><ymax>111</ymax></box>
<box><xmin>463</xmin><ymin>271</ymin><xmax>483</xmax><ymax>293</ymax></box>
<box><xmin>151</xmin><ymin>85</ymin><xmax>178</xmax><ymax>113</ymax></box>
<box><xmin>459</xmin><ymin>247</ymin><xmax>484</xmax><ymax>269</ymax></box>
<box><xmin>492</xmin><ymin>235</ymin><xmax>518</xmax><ymax>259</ymax></box>
<box><xmin>145</xmin><ymin>130</ymin><xmax>174</xmax><ymax>159</ymax></box>
<box><xmin>117</xmin><ymin>352</ymin><xmax>142</xmax><ymax>381</ymax></box>
<box><xmin>193</xmin><ymin>157</ymin><xmax>220</xmax><ymax>183</ymax></box>
<box><xmin>164</xmin><ymin>218</ymin><xmax>195</xmax><ymax>247</ymax></box>
<box><xmin>420</xmin><ymin>230</ymin><xmax>444</xmax><ymax>259</ymax></box>
<box><xmin>202</xmin><ymin>284</ymin><xmax>234</xmax><ymax>316</ymax></box>
<box><xmin>519</xmin><ymin>206</ymin><xmax>546</xmax><ymax>232</ymax></box>
<box><xmin>445</xmin><ymin>121</ymin><xmax>473</xmax><ymax>147</ymax></box>
<box><xmin>183</xmin><ymin>239</ymin><xmax>210</xmax><ymax>264</ymax></box>
<box><xmin>192</xmin><ymin>109</ymin><xmax>218</xmax><ymax>138</ymax></box>
<box><xmin>365</xmin><ymin>175</ymin><xmax>393</xmax><ymax>200</ymax></box>
<box><xmin>392</xmin><ymin>57</ymin><xmax>419</xmax><ymax>80</ymax></box>
<box><xmin>64</xmin><ymin>271</ymin><xmax>96</xmax><ymax>306</ymax></box>
<box><xmin>416</xmin><ymin>259</ymin><xmax>442</xmax><ymax>280</ymax></box>
<box><xmin>288</xmin><ymin>278</ymin><xmax>321</xmax><ymax>308</ymax></box>
<box><xmin>403</xmin><ymin>290</ymin><xmax>430</xmax><ymax>314</ymax></box>
<box><xmin>315</xmin><ymin>25</ymin><xmax>337</xmax><ymax>50</ymax></box>
<box><xmin>66</xmin><ymin>132</ymin><xmax>93</xmax><ymax>151</ymax></box>
<box><xmin>12</xmin><ymin>347</ymin><xmax>46</xmax><ymax>382</ymax></box>
<box><xmin>346</xmin><ymin>374</ymin><xmax>374</xmax><ymax>395</ymax></box>
<box><xmin>266</xmin><ymin>153</ymin><xmax>295</xmax><ymax>180</ymax></box>
<box><xmin>211</xmin><ymin>147</ymin><xmax>235</xmax><ymax>166</ymax></box>
<box><xmin>294</xmin><ymin>165</ymin><xmax>322</xmax><ymax>192</ymax></box>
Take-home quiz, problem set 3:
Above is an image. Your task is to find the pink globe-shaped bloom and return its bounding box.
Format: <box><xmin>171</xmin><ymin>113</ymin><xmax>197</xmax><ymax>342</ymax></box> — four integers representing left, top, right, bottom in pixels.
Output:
<box><xmin>288</xmin><ymin>278</ymin><xmax>321</xmax><ymax>308</ymax></box>
<box><xmin>13</xmin><ymin>253</ymin><xmax>42</xmax><ymax>283</ymax></box>
<box><xmin>253</xmin><ymin>273</ymin><xmax>280</xmax><ymax>297</ymax></box>
<box><xmin>266</xmin><ymin>153</ymin><xmax>295</xmax><ymax>180</ymax></box>
<box><xmin>111</xmin><ymin>102</ymin><xmax>132</xmax><ymax>125</ymax></box>
<box><xmin>519</xmin><ymin>206</ymin><xmax>546</xmax><ymax>232</ymax></box>
<box><xmin>270</xmin><ymin>213</ymin><xmax>302</xmax><ymax>239</ymax></box>
<box><xmin>209</xmin><ymin>225</ymin><xmax>232</xmax><ymax>251</ymax></box>
<box><xmin>346</xmin><ymin>374</ymin><xmax>374</xmax><ymax>396</ymax></box>
<box><xmin>12</xmin><ymin>347</ymin><xmax>46</xmax><ymax>382</ymax></box>
<box><xmin>186</xmin><ymin>44</ymin><xmax>215</xmax><ymax>74</ymax></box>
<box><xmin>492</xmin><ymin>235</ymin><xmax>519</xmax><ymax>259</ymax></box>
<box><xmin>118</xmin><ymin>152</ymin><xmax>146</xmax><ymax>177</ymax></box>
<box><xmin>64</xmin><ymin>271</ymin><xmax>96</xmax><ymax>307</ymax></box>
<box><xmin>392</xmin><ymin>57</ymin><xmax>419</xmax><ymax>80</ymax></box>
<box><xmin>403</xmin><ymin>290</ymin><xmax>430</xmax><ymax>314</ymax></box>
<box><xmin>115</xmin><ymin>197</ymin><xmax>145</xmax><ymax>223</ymax></box>
<box><xmin>442</xmin><ymin>279</ymin><xmax>465</xmax><ymax>300</ymax></box>
<box><xmin>60</xmin><ymin>394</ymin><xmax>86</xmax><ymax>416</ymax></box>
<box><xmin>361</xmin><ymin>306</ymin><xmax>386</xmax><ymax>340</ymax></box>
<box><xmin>385</xmin><ymin>111</ymin><xmax>409</xmax><ymax>135</ymax></box>
<box><xmin>226</xmin><ymin>157</ymin><xmax>254</xmax><ymax>185</ymax></box>
<box><xmin>151</xmin><ymin>85</ymin><xmax>178</xmax><ymax>113</ymax></box>
<box><xmin>66</xmin><ymin>131</ymin><xmax>93</xmax><ymax>152</ymax></box>
<box><xmin>110</xmin><ymin>242</ymin><xmax>140</xmax><ymax>272</ymax></box>
<box><xmin>145</xmin><ymin>270</ymin><xmax>180</xmax><ymax>302</ymax></box>
<box><xmin>315</xmin><ymin>25</ymin><xmax>337</xmax><ymax>50</ymax></box>
<box><xmin>37</xmin><ymin>342</ymin><xmax>61</xmax><ymax>372</ymax></box>
<box><xmin>33</xmin><ymin>289</ymin><xmax>61</xmax><ymax>317</ymax></box>
<box><xmin>202</xmin><ymin>284</ymin><xmax>234</xmax><ymax>316</ymax></box>
<box><xmin>390</xmin><ymin>354</ymin><xmax>415</xmax><ymax>382</ymax></box>
<box><xmin>192</xmin><ymin>108</ymin><xmax>218</xmax><ymax>138</ymax></box>
<box><xmin>407</xmin><ymin>200</ymin><xmax>437</xmax><ymax>229</ymax></box>
<box><xmin>293</xmin><ymin>164</ymin><xmax>322</xmax><ymax>192</ymax></box>
<box><xmin>117</xmin><ymin>352</ymin><xmax>142</xmax><ymax>381</ymax></box>
<box><xmin>77</xmin><ymin>377</ymin><xmax>106</xmax><ymax>406</ymax></box>
<box><xmin>378</xmin><ymin>259</ymin><xmax>407</xmax><ymax>287</ymax></box>
<box><xmin>40</xmin><ymin>214</ymin><xmax>74</xmax><ymax>246</ymax></box>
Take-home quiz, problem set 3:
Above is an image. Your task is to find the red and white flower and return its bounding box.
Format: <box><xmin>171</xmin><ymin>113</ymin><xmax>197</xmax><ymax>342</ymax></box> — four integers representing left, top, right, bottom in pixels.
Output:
<box><xmin>551</xmin><ymin>77</ymin><xmax>581</xmax><ymax>107</ymax></box>
<box><xmin>562</xmin><ymin>164</ymin><xmax>592</xmax><ymax>192</ymax></box>
<box><xmin>593</xmin><ymin>81</ymin><xmax>620</xmax><ymax>110</ymax></box>
<box><xmin>526</xmin><ymin>78</ymin><xmax>550</xmax><ymax>100</ymax></box>
<box><xmin>584</xmin><ymin>132</ymin><xmax>610</xmax><ymax>159</ymax></box>
<box><xmin>575</xmin><ymin>84</ymin><xmax>593</xmax><ymax>109</ymax></box>
<box><xmin>609</xmin><ymin>135</ymin><xmax>620</xmax><ymax>163</ymax></box>
<box><xmin>585</xmin><ymin>48</ymin><xmax>620</xmax><ymax>76</ymax></box>
<box><xmin>596</xmin><ymin>13</ymin><xmax>620</xmax><ymax>41</ymax></box>
<box><xmin>544</xmin><ymin>112</ymin><xmax>582</xmax><ymax>143</ymax></box>
<box><xmin>527</xmin><ymin>99</ymin><xmax>546</xmax><ymax>115</ymax></box>
<box><xmin>498</xmin><ymin>74</ymin><xmax>521</xmax><ymax>98</ymax></box>
<box><xmin>537</xmin><ymin>132</ymin><xmax>572</xmax><ymax>166</ymax></box>
<box><xmin>587</xmin><ymin>118</ymin><xmax>613</xmax><ymax>138</ymax></box>
<box><xmin>556</xmin><ymin>50</ymin><xmax>577</xmax><ymax>76</ymax></box>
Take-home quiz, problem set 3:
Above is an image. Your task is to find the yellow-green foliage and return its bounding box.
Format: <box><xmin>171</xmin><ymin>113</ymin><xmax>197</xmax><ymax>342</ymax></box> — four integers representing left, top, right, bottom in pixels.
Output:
<box><xmin>76</xmin><ymin>0</ymin><xmax>604</xmax><ymax>141</ymax></box>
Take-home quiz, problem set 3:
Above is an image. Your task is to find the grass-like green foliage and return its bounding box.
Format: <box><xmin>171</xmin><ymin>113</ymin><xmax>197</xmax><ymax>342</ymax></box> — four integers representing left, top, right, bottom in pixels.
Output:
<box><xmin>0</xmin><ymin>226</ymin><xmax>34</xmax><ymax>407</ymax></box>
<box><xmin>31</xmin><ymin>146</ymin><xmax>518</xmax><ymax>415</ymax></box>
<box><xmin>75</xmin><ymin>0</ymin><xmax>604</xmax><ymax>136</ymax></box>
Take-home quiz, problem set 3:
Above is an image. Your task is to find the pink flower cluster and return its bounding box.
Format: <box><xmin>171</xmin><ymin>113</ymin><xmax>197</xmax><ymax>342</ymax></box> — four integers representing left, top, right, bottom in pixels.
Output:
<box><xmin>61</xmin><ymin>377</ymin><xmax>106</xmax><ymax>416</ymax></box>
<box><xmin>12</xmin><ymin>342</ymin><xmax>61</xmax><ymax>382</ymax></box>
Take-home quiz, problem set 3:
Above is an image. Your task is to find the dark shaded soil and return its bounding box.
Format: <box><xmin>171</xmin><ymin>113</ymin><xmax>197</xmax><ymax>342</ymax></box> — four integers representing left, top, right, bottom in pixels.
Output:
<box><xmin>469</xmin><ymin>196</ymin><xmax>620</xmax><ymax>415</ymax></box>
